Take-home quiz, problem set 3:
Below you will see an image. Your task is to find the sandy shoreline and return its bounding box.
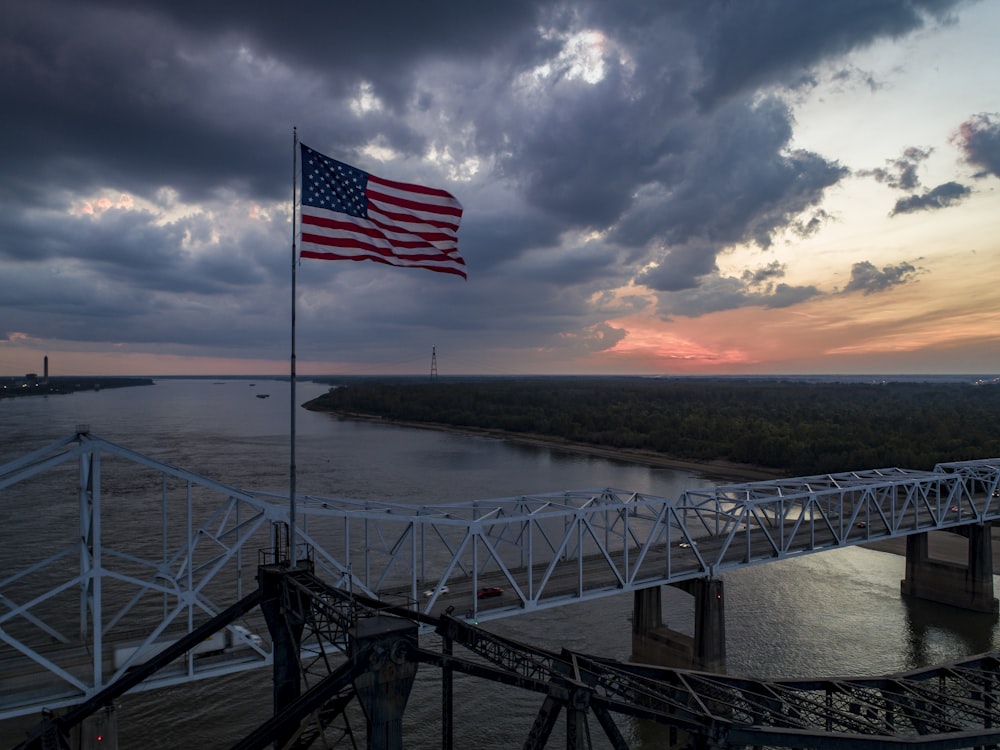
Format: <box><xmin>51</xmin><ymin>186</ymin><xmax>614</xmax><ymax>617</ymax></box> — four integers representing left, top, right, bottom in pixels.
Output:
<box><xmin>311</xmin><ymin>408</ymin><xmax>785</xmax><ymax>483</ymax></box>
<box><xmin>313</xmin><ymin>408</ymin><xmax>1000</xmax><ymax>567</ymax></box>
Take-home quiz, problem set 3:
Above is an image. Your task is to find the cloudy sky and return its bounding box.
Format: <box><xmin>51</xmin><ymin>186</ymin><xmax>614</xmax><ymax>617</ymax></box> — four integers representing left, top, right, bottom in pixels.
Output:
<box><xmin>2</xmin><ymin>0</ymin><xmax>998</xmax><ymax>377</ymax></box>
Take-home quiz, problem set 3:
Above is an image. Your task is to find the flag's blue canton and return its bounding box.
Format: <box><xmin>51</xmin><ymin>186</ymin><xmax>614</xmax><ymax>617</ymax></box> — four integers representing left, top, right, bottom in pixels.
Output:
<box><xmin>301</xmin><ymin>147</ymin><xmax>369</xmax><ymax>219</ymax></box>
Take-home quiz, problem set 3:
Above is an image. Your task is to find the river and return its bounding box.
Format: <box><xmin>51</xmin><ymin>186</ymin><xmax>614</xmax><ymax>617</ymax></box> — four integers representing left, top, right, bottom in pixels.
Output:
<box><xmin>2</xmin><ymin>378</ymin><xmax>998</xmax><ymax>748</ymax></box>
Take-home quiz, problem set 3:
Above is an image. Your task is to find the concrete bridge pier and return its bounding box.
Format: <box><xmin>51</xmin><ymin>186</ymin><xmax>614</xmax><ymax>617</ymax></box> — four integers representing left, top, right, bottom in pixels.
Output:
<box><xmin>631</xmin><ymin>579</ymin><xmax>726</xmax><ymax>672</ymax></box>
<box><xmin>350</xmin><ymin>616</ymin><xmax>419</xmax><ymax>750</ymax></box>
<box><xmin>900</xmin><ymin>527</ymin><xmax>999</xmax><ymax>614</ymax></box>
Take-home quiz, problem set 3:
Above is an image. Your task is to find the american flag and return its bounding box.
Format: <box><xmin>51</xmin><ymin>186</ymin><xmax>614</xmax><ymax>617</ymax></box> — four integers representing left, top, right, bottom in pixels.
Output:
<box><xmin>298</xmin><ymin>143</ymin><xmax>466</xmax><ymax>279</ymax></box>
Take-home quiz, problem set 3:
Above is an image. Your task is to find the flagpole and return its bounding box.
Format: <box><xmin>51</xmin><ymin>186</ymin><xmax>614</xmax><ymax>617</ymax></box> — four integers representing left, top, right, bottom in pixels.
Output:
<box><xmin>289</xmin><ymin>126</ymin><xmax>299</xmax><ymax>567</ymax></box>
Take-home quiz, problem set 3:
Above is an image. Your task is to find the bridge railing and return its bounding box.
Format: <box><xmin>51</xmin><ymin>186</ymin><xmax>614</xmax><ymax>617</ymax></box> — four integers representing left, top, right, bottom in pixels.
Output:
<box><xmin>0</xmin><ymin>433</ymin><xmax>275</xmax><ymax>720</ymax></box>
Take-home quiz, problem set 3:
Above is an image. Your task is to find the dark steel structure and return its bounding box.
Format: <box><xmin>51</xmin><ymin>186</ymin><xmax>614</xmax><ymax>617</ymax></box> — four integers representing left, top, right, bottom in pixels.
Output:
<box><xmin>5</xmin><ymin>434</ymin><xmax>1000</xmax><ymax>747</ymax></box>
<box><xmin>18</xmin><ymin>565</ymin><xmax>1000</xmax><ymax>749</ymax></box>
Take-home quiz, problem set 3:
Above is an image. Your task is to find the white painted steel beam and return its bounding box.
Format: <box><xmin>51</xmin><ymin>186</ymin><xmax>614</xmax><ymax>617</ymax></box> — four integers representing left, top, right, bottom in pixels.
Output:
<box><xmin>2</xmin><ymin>433</ymin><xmax>999</xmax><ymax>719</ymax></box>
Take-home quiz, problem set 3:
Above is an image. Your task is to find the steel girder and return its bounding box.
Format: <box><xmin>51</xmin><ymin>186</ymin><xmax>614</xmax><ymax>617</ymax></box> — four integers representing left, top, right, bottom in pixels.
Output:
<box><xmin>3</xmin><ymin>433</ymin><xmax>1000</xmax><ymax>721</ymax></box>
<box><xmin>0</xmin><ymin>433</ymin><xmax>276</xmax><ymax>720</ymax></box>
<box><xmin>279</xmin><ymin>572</ymin><xmax>1000</xmax><ymax>748</ymax></box>
<box><xmin>281</xmin><ymin>463</ymin><xmax>1000</xmax><ymax>621</ymax></box>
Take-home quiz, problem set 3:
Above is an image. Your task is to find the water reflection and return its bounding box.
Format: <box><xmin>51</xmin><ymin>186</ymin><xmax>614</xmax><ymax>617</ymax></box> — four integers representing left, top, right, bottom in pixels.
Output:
<box><xmin>5</xmin><ymin>380</ymin><xmax>1000</xmax><ymax>748</ymax></box>
<box><xmin>901</xmin><ymin>595</ymin><xmax>998</xmax><ymax>668</ymax></box>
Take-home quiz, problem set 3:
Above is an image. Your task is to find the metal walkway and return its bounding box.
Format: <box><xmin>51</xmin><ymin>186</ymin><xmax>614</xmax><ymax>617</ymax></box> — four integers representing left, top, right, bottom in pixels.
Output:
<box><xmin>2</xmin><ymin>431</ymin><xmax>1000</xmax><ymax>724</ymax></box>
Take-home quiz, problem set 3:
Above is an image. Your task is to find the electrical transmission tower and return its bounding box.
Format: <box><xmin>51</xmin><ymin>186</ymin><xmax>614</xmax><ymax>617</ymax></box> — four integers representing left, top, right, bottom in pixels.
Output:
<box><xmin>430</xmin><ymin>346</ymin><xmax>438</xmax><ymax>379</ymax></box>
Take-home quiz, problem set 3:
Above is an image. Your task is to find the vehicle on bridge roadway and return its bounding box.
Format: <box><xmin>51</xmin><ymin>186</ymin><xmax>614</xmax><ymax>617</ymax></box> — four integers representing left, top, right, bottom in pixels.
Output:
<box><xmin>477</xmin><ymin>586</ymin><xmax>503</xmax><ymax>599</ymax></box>
<box><xmin>423</xmin><ymin>585</ymin><xmax>450</xmax><ymax>597</ymax></box>
<box><xmin>113</xmin><ymin>625</ymin><xmax>263</xmax><ymax>670</ymax></box>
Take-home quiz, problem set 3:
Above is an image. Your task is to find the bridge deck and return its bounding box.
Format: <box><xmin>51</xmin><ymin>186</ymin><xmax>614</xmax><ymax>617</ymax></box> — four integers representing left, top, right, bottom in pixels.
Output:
<box><xmin>1</xmin><ymin>433</ymin><xmax>999</xmax><ymax>727</ymax></box>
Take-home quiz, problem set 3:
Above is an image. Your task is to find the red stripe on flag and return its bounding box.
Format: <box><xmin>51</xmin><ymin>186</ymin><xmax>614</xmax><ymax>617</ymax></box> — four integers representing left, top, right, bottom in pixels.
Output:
<box><xmin>298</xmin><ymin>143</ymin><xmax>466</xmax><ymax>278</ymax></box>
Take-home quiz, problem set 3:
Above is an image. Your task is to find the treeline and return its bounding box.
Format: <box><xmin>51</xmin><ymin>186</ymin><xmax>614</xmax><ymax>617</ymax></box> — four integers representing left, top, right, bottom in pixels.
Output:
<box><xmin>0</xmin><ymin>376</ymin><xmax>154</xmax><ymax>399</ymax></box>
<box><xmin>306</xmin><ymin>377</ymin><xmax>1000</xmax><ymax>476</ymax></box>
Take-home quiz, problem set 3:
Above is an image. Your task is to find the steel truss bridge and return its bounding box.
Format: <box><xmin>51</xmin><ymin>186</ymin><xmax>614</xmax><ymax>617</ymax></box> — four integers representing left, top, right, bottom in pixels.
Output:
<box><xmin>3</xmin><ymin>431</ymin><xmax>1000</xmax><ymax>745</ymax></box>
<box><xmin>17</xmin><ymin>566</ymin><xmax>1000</xmax><ymax>750</ymax></box>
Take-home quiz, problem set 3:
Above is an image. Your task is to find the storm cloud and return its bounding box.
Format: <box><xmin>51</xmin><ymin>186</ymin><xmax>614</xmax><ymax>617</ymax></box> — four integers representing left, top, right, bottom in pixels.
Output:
<box><xmin>0</xmin><ymin>0</ymin><xmax>986</xmax><ymax>373</ymax></box>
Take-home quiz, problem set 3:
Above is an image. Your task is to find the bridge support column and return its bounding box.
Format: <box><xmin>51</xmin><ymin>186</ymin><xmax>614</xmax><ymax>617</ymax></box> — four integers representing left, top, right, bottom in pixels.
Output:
<box><xmin>258</xmin><ymin>563</ymin><xmax>311</xmax><ymax>749</ymax></box>
<box><xmin>630</xmin><ymin>580</ymin><xmax>726</xmax><ymax>672</ymax></box>
<box><xmin>901</xmin><ymin>528</ymin><xmax>998</xmax><ymax>613</ymax></box>
<box><xmin>565</xmin><ymin>686</ymin><xmax>592</xmax><ymax>750</ymax></box>
<box><xmin>693</xmin><ymin>578</ymin><xmax>726</xmax><ymax>671</ymax></box>
<box><xmin>351</xmin><ymin>616</ymin><xmax>419</xmax><ymax>750</ymax></box>
<box><xmin>442</xmin><ymin>631</ymin><xmax>454</xmax><ymax>750</ymax></box>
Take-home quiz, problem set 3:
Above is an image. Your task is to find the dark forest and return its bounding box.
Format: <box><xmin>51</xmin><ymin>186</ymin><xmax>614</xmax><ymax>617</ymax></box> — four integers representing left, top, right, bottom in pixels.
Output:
<box><xmin>306</xmin><ymin>377</ymin><xmax>1000</xmax><ymax>476</ymax></box>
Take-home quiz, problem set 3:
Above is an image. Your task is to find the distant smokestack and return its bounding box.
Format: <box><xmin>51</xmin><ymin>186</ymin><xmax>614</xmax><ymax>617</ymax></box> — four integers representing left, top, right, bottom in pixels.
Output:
<box><xmin>44</xmin><ymin>355</ymin><xmax>48</xmax><ymax>382</ymax></box>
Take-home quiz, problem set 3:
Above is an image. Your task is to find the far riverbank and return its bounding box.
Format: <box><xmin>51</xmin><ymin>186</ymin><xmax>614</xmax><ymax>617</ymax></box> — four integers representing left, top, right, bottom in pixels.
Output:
<box><xmin>307</xmin><ymin>404</ymin><xmax>1000</xmax><ymax>569</ymax></box>
<box><xmin>304</xmin><ymin>406</ymin><xmax>785</xmax><ymax>482</ymax></box>
<box><xmin>0</xmin><ymin>376</ymin><xmax>154</xmax><ymax>399</ymax></box>
<box><xmin>304</xmin><ymin>377</ymin><xmax>1000</xmax><ymax>477</ymax></box>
